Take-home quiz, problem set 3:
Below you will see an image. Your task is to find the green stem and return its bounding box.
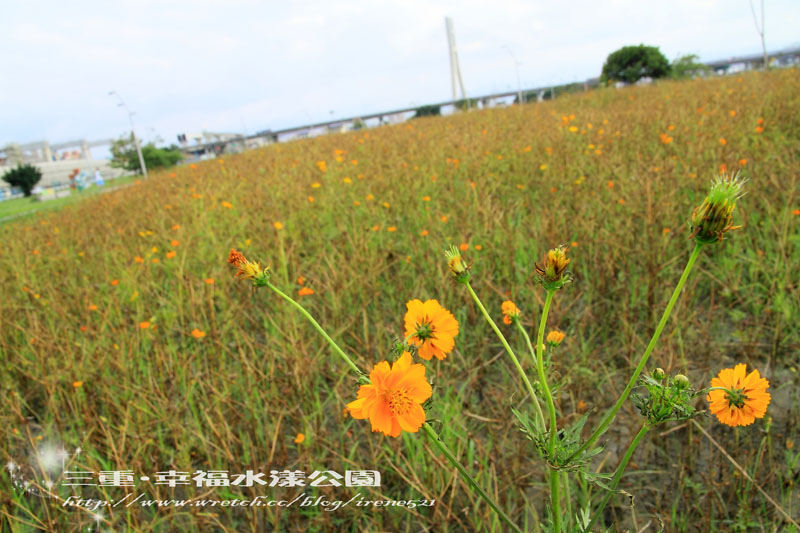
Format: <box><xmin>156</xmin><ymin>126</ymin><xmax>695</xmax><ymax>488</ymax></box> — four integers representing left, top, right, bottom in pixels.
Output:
<box><xmin>568</xmin><ymin>243</ymin><xmax>703</xmax><ymax>463</ymax></box>
<box><xmin>586</xmin><ymin>423</ymin><xmax>651</xmax><ymax>531</ymax></box>
<box><xmin>423</xmin><ymin>423</ymin><xmax>522</xmax><ymax>533</ymax></box>
<box><xmin>465</xmin><ymin>282</ymin><xmax>545</xmax><ymax>431</ymax></box>
<box><xmin>266</xmin><ymin>281</ymin><xmax>365</xmax><ymax>380</ymax></box>
<box><xmin>514</xmin><ymin>321</ymin><xmax>547</xmax><ymax>431</ymax></box>
<box><xmin>534</xmin><ymin>290</ymin><xmax>560</xmax><ymax>532</ymax></box>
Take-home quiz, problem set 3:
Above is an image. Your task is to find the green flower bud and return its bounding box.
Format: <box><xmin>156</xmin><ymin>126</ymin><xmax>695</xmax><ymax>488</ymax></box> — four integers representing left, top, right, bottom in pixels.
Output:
<box><xmin>674</xmin><ymin>374</ymin><xmax>690</xmax><ymax>389</ymax></box>
<box><xmin>689</xmin><ymin>172</ymin><xmax>746</xmax><ymax>244</ymax></box>
<box><xmin>653</xmin><ymin>368</ymin><xmax>666</xmax><ymax>381</ymax></box>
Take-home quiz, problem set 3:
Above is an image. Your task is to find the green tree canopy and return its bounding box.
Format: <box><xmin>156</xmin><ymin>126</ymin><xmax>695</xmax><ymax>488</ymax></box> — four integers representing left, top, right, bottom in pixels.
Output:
<box><xmin>111</xmin><ymin>134</ymin><xmax>183</xmax><ymax>173</ymax></box>
<box><xmin>601</xmin><ymin>45</ymin><xmax>671</xmax><ymax>84</ymax></box>
<box><xmin>2</xmin><ymin>163</ymin><xmax>42</xmax><ymax>197</ymax></box>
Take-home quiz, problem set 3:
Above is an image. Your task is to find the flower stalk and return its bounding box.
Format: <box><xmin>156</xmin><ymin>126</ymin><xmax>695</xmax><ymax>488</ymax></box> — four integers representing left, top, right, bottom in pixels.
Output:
<box><xmin>568</xmin><ymin>242</ymin><xmax>703</xmax><ymax>463</ymax></box>
<box><xmin>465</xmin><ymin>281</ymin><xmax>545</xmax><ymax>431</ymax></box>
<box><xmin>423</xmin><ymin>423</ymin><xmax>522</xmax><ymax>533</ymax></box>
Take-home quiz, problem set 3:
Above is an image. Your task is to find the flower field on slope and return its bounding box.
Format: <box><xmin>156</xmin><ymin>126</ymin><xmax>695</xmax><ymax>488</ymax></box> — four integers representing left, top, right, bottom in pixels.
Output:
<box><xmin>1</xmin><ymin>69</ymin><xmax>799</xmax><ymax>531</ymax></box>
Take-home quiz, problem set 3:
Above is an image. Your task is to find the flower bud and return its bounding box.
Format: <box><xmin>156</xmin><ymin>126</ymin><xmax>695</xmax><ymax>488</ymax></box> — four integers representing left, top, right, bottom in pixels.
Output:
<box><xmin>534</xmin><ymin>245</ymin><xmax>572</xmax><ymax>290</ymax></box>
<box><xmin>653</xmin><ymin>367</ymin><xmax>666</xmax><ymax>381</ymax></box>
<box><xmin>444</xmin><ymin>245</ymin><xmax>471</xmax><ymax>283</ymax></box>
<box><xmin>674</xmin><ymin>374</ymin><xmax>690</xmax><ymax>389</ymax></box>
<box><xmin>227</xmin><ymin>249</ymin><xmax>270</xmax><ymax>287</ymax></box>
<box><xmin>689</xmin><ymin>172</ymin><xmax>746</xmax><ymax>244</ymax></box>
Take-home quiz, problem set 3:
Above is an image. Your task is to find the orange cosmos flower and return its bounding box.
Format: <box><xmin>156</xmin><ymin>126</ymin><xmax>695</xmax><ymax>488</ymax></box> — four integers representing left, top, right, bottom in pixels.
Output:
<box><xmin>501</xmin><ymin>300</ymin><xmax>520</xmax><ymax>325</ymax></box>
<box><xmin>294</xmin><ymin>433</ymin><xmax>305</xmax><ymax>444</ymax></box>
<box><xmin>298</xmin><ymin>287</ymin><xmax>314</xmax><ymax>296</ymax></box>
<box><xmin>404</xmin><ymin>299</ymin><xmax>459</xmax><ymax>360</ymax></box>
<box><xmin>347</xmin><ymin>352</ymin><xmax>432</xmax><ymax>437</ymax></box>
<box><xmin>707</xmin><ymin>364</ymin><xmax>770</xmax><ymax>427</ymax></box>
<box><xmin>139</xmin><ymin>321</ymin><xmax>150</xmax><ymax>329</ymax></box>
<box><xmin>191</xmin><ymin>328</ymin><xmax>206</xmax><ymax>338</ymax></box>
<box><xmin>546</xmin><ymin>329</ymin><xmax>565</xmax><ymax>345</ymax></box>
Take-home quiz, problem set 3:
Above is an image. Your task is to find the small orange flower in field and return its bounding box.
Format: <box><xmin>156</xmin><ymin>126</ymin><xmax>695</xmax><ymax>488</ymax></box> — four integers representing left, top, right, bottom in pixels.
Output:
<box><xmin>729</xmin><ymin>110</ymin><xmax>736</xmax><ymax>117</ymax></box>
<box><xmin>382</xmin><ymin>202</ymin><xmax>390</xmax><ymax>208</ymax></box>
<box><xmin>539</xmin><ymin>164</ymin><xmax>548</xmax><ymax>170</ymax></box>
<box><xmin>88</xmin><ymin>304</ymin><xmax>98</xmax><ymax>311</ymax></box>
<box><xmin>459</xmin><ymin>243</ymin><xmax>469</xmax><ymax>251</ymax></box>
<box><xmin>663</xmin><ymin>227</ymin><xmax>671</xmax><ymax>235</ymax></box>
<box><xmin>134</xmin><ymin>256</ymin><xmax>144</xmax><ymax>263</ymax></box>
<box><xmin>205</xmin><ymin>278</ymin><xmax>214</xmax><ymax>284</ymax></box>
<box><xmin>72</xmin><ymin>381</ymin><xmax>83</xmax><ymax>388</ymax></box>
<box><xmin>221</xmin><ymin>201</ymin><xmax>233</xmax><ymax>209</ymax></box>
<box><xmin>171</xmin><ymin>240</ymin><xmax>179</xmax><ymax>247</ymax></box>
<box><xmin>366</xmin><ymin>194</ymin><xmax>374</xmax><ymax>201</ymax></box>
<box><xmin>501</xmin><ymin>300</ymin><xmax>520</xmax><ymax>325</ymax></box>
<box><xmin>297</xmin><ymin>276</ymin><xmax>305</xmax><ymax>285</ymax></box>
<box><xmin>307</xmin><ymin>196</ymin><xmax>315</xmax><ymax>203</ymax></box>
<box><xmin>170</xmin><ymin>172</ymin><xmax>177</xmax><ymax>178</ymax></box>
<box><xmin>546</xmin><ymin>329</ymin><xmax>565</xmax><ymax>345</ymax></box>
<box><xmin>190</xmin><ymin>163</ymin><xmax>197</xmax><ymax>169</ymax></box>
<box><xmin>607</xmin><ymin>181</ymin><xmax>614</xmax><ymax>189</ymax></box>
<box><xmin>152</xmin><ymin>258</ymin><xmax>160</xmax><ymax>263</ymax></box>
<box><xmin>719</xmin><ymin>163</ymin><xmax>728</xmax><ymax>173</ymax></box>
<box><xmin>191</xmin><ymin>328</ymin><xmax>206</xmax><ymax>339</ymax></box>
<box><xmin>111</xmin><ymin>279</ymin><xmax>119</xmax><ymax>286</ymax></box>
<box><xmin>577</xmin><ymin>400</ymin><xmax>587</xmax><ymax>411</ymax></box>
<box><xmin>618</xmin><ymin>198</ymin><xmax>626</xmax><ymax>205</ymax></box>
<box><xmin>294</xmin><ymin>433</ymin><xmax>305</xmax><ymax>444</ymax></box>
<box><xmin>172</xmin><ymin>224</ymin><xmax>181</xmax><ymax>230</ymax></box>
<box><xmin>757</xmin><ymin>117</ymin><xmax>764</xmax><ymax>125</ymax></box>
<box><xmin>420</xmin><ymin>230</ymin><xmax>429</xmax><ymax>237</ymax></box>
<box><xmin>738</xmin><ymin>158</ymin><xmax>747</xmax><ymax>166</ymax></box>
<box><xmin>755</xmin><ymin>126</ymin><xmax>764</xmax><ymax>133</ymax></box>
<box><xmin>315</xmin><ymin>160</ymin><xmax>327</xmax><ymax>172</ymax></box>
<box><xmin>422</xmin><ymin>196</ymin><xmax>431</xmax><ymax>202</ymax></box>
<box><xmin>347</xmin><ymin>351</ymin><xmax>432</xmax><ymax>437</ymax></box>
<box><xmin>387</xmin><ymin>226</ymin><xmax>397</xmax><ymax>232</ymax></box>
<box><xmin>311</xmin><ymin>182</ymin><xmax>322</xmax><ymax>188</ymax></box>
<box><xmin>166</xmin><ymin>251</ymin><xmax>177</xmax><ymax>259</ymax></box>
<box><xmin>298</xmin><ymin>287</ymin><xmax>315</xmax><ymax>296</ymax></box>
<box><xmin>719</xmin><ymin>138</ymin><xmax>727</xmax><ymax>146</ymax></box>
<box><xmin>474</xmin><ymin>244</ymin><xmax>482</xmax><ymax>250</ymax></box>
<box><xmin>707</xmin><ymin>364</ymin><xmax>770</xmax><ymax>427</ymax></box>
<box><xmin>440</xmin><ymin>215</ymin><xmax>449</xmax><ymax>223</ymax></box>
<box><xmin>371</xmin><ymin>225</ymin><xmax>380</xmax><ymax>232</ymax></box>
<box><xmin>139</xmin><ymin>321</ymin><xmax>150</xmax><ymax>329</ymax></box>
<box><xmin>570</xmin><ymin>242</ymin><xmax>578</xmax><ymax>247</ymax></box>
<box><xmin>79</xmin><ymin>326</ymin><xmax>87</xmax><ymax>332</ymax></box>
<box><xmin>353</xmin><ymin>201</ymin><xmax>360</xmax><ymax>206</ymax></box>
<box><xmin>793</xmin><ymin>209</ymin><xmax>800</xmax><ymax>216</ymax></box>
<box><xmin>404</xmin><ymin>299</ymin><xmax>459</xmax><ymax>360</ymax></box>
<box><xmin>273</xmin><ymin>221</ymin><xmax>283</xmax><ymax>230</ymax></box>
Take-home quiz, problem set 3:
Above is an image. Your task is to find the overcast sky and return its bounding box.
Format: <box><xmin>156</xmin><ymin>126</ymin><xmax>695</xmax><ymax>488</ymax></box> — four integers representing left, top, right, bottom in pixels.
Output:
<box><xmin>2</xmin><ymin>0</ymin><xmax>799</xmax><ymax>150</ymax></box>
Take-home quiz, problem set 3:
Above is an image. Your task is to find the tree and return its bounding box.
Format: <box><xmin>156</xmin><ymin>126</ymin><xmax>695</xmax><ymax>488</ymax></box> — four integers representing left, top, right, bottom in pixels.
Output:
<box><xmin>2</xmin><ymin>163</ymin><xmax>42</xmax><ymax>197</ymax></box>
<box><xmin>412</xmin><ymin>104</ymin><xmax>441</xmax><ymax>119</ymax></box>
<box><xmin>670</xmin><ymin>54</ymin><xmax>711</xmax><ymax>79</ymax></box>
<box><xmin>601</xmin><ymin>45</ymin><xmax>671</xmax><ymax>84</ymax></box>
<box><xmin>110</xmin><ymin>134</ymin><xmax>182</xmax><ymax>172</ymax></box>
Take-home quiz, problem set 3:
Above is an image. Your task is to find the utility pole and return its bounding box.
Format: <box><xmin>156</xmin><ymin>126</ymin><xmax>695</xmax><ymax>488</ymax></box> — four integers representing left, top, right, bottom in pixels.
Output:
<box><xmin>749</xmin><ymin>0</ymin><xmax>768</xmax><ymax>69</ymax></box>
<box><xmin>502</xmin><ymin>45</ymin><xmax>523</xmax><ymax>104</ymax></box>
<box><xmin>109</xmin><ymin>90</ymin><xmax>148</xmax><ymax>178</ymax></box>
<box><xmin>445</xmin><ymin>17</ymin><xmax>468</xmax><ymax>107</ymax></box>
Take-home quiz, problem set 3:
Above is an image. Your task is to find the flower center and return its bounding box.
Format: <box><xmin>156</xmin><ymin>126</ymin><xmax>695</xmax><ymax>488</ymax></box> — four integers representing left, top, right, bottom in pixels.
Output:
<box><xmin>385</xmin><ymin>388</ymin><xmax>414</xmax><ymax>415</ymax></box>
<box><xmin>725</xmin><ymin>387</ymin><xmax>746</xmax><ymax>409</ymax></box>
<box><xmin>414</xmin><ymin>321</ymin><xmax>434</xmax><ymax>341</ymax></box>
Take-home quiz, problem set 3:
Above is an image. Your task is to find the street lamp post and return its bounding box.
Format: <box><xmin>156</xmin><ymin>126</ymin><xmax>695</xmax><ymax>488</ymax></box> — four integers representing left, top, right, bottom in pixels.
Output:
<box><xmin>502</xmin><ymin>45</ymin><xmax>524</xmax><ymax>105</ymax></box>
<box><xmin>109</xmin><ymin>91</ymin><xmax>148</xmax><ymax>178</ymax></box>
